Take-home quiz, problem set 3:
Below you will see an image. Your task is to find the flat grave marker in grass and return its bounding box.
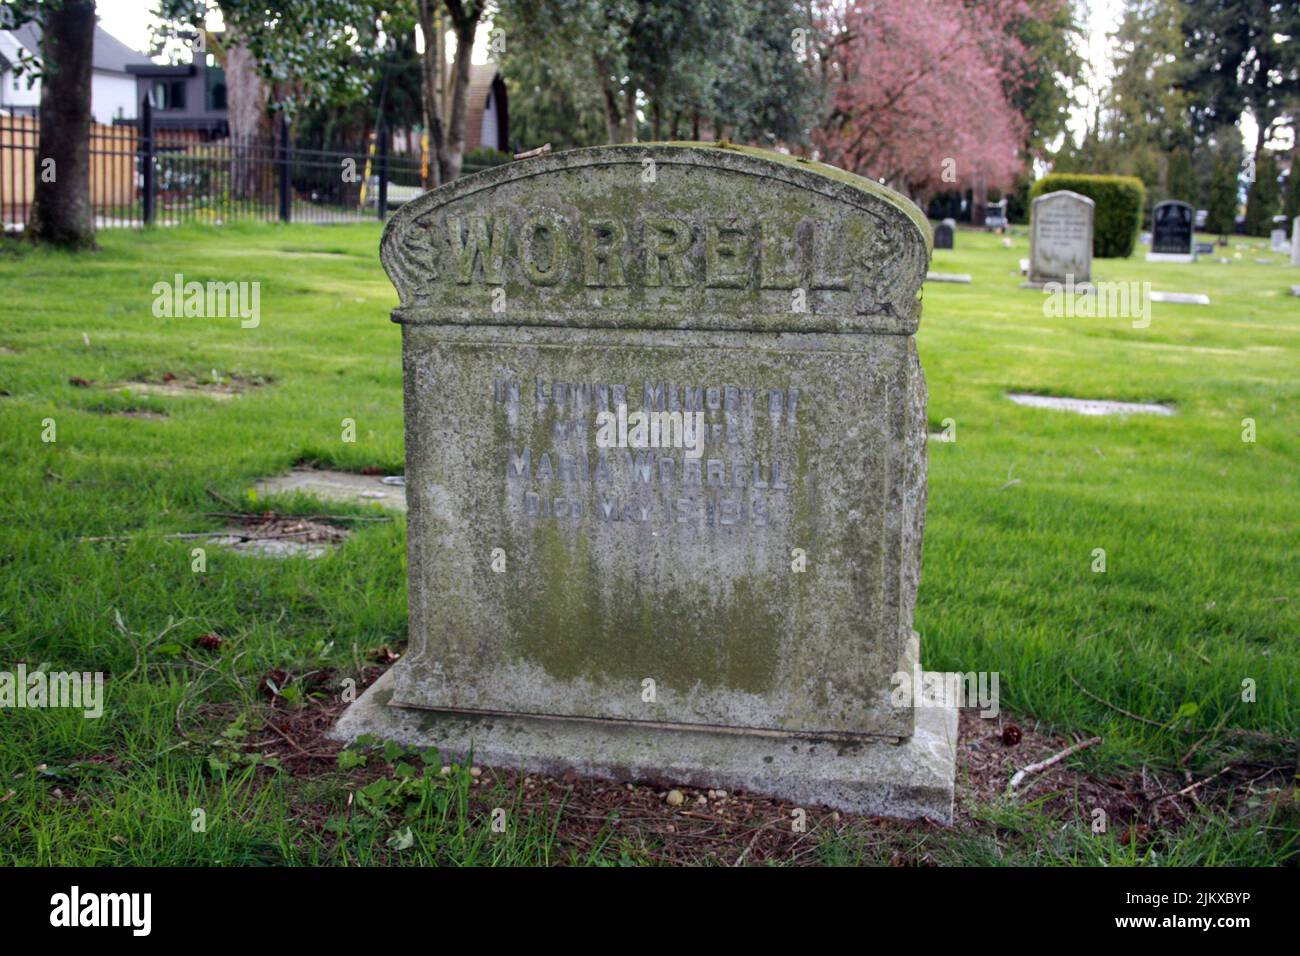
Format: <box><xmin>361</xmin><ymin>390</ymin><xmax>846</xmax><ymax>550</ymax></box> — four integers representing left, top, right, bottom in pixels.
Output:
<box><xmin>207</xmin><ymin>516</ymin><xmax>348</xmax><ymax>559</ymax></box>
<box><xmin>1006</xmin><ymin>392</ymin><xmax>1175</xmax><ymax>417</ymax></box>
<box><xmin>332</xmin><ymin>143</ymin><xmax>959</xmax><ymax>822</ymax></box>
<box><xmin>253</xmin><ymin>468</ymin><xmax>408</xmax><ymax>512</ymax></box>
<box><xmin>1149</xmin><ymin>291</ymin><xmax>1211</xmax><ymax>305</ymax></box>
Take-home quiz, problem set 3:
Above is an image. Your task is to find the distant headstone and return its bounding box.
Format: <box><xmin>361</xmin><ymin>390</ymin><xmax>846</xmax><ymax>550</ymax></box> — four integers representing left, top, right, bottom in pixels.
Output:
<box><xmin>933</xmin><ymin>218</ymin><xmax>955</xmax><ymax>250</ymax></box>
<box><xmin>926</xmin><ymin>271</ymin><xmax>971</xmax><ymax>283</ymax></box>
<box><xmin>1195</xmin><ymin>242</ymin><xmax>1214</xmax><ymax>255</ymax></box>
<box><xmin>1147</xmin><ymin>200</ymin><xmax>1194</xmax><ymax>262</ymax></box>
<box><xmin>332</xmin><ymin>144</ymin><xmax>957</xmax><ymax>821</ymax></box>
<box><xmin>1025</xmin><ymin>190</ymin><xmax>1093</xmax><ymax>288</ymax></box>
<box><xmin>1270</xmin><ymin>228</ymin><xmax>1288</xmax><ymax>252</ymax></box>
<box><xmin>1292</xmin><ymin>217</ymin><xmax>1300</xmax><ymax>267</ymax></box>
<box><xmin>984</xmin><ymin>199</ymin><xmax>1008</xmax><ymax>232</ymax></box>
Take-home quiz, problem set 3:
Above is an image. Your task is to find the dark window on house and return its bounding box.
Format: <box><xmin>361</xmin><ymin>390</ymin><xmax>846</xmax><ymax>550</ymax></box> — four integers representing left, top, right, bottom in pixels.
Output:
<box><xmin>205</xmin><ymin>63</ymin><xmax>226</xmax><ymax>111</ymax></box>
<box><xmin>153</xmin><ymin>80</ymin><xmax>187</xmax><ymax>110</ymax></box>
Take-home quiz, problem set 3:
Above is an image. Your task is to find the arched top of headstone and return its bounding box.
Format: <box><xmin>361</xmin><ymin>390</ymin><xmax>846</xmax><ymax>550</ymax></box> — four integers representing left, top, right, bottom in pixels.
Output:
<box><xmin>1032</xmin><ymin>189</ymin><xmax>1095</xmax><ymax>209</ymax></box>
<box><xmin>381</xmin><ymin>143</ymin><xmax>932</xmax><ymax>335</ymax></box>
<box><xmin>1154</xmin><ymin>199</ymin><xmax>1193</xmax><ymax>210</ymax></box>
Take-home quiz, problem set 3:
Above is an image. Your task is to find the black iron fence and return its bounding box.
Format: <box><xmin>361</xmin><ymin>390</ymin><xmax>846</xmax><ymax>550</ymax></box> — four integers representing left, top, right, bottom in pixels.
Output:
<box><xmin>1</xmin><ymin>100</ymin><xmax>498</xmax><ymax>232</ymax></box>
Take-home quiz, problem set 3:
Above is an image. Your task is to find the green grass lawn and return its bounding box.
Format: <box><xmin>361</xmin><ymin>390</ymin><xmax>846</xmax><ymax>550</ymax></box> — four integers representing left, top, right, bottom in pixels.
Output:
<box><xmin>0</xmin><ymin>222</ymin><xmax>1295</xmax><ymax>866</ymax></box>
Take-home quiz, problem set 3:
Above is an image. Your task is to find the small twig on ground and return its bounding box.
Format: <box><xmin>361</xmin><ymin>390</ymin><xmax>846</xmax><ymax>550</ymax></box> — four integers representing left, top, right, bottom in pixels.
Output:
<box><xmin>80</xmin><ymin>532</ymin><xmax>214</xmax><ymax>542</ymax></box>
<box><xmin>733</xmin><ymin>823</ymin><xmax>775</xmax><ymax>867</ymax></box>
<box><xmin>1151</xmin><ymin>764</ymin><xmax>1236</xmax><ymax>806</ymax></box>
<box><xmin>203</xmin><ymin>511</ymin><xmax>392</xmax><ymax>523</ymax></box>
<box><xmin>1068</xmin><ymin>674</ymin><xmax>1163</xmax><ymax>727</ymax></box>
<box><xmin>1007</xmin><ymin>736</ymin><xmax>1103</xmax><ymax>795</ymax></box>
<box><xmin>206</xmin><ymin>485</ymin><xmax>240</xmax><ymax>509</ymax></box>
<box><xmin>1180</xmin><ymin>701</ymin><xmax>1239</xmax><ymax>767</ymax></box>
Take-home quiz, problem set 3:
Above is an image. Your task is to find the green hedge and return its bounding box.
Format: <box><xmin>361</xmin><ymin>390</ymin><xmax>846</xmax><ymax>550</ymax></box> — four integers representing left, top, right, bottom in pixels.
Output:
<box><xmin>1030</xmin><ymin>173</ymin><xmax>1146</xmax><ymax>258</ymax></box>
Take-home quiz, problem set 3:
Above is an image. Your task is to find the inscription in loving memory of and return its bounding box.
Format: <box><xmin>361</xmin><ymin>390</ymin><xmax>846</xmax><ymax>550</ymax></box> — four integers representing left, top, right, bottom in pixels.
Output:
<box><xmin>1036</xmin><ymin>207</ymin><xmax>1087</xmax><ymax>244</ymax></box>
<box><xmin>496</xmin><ymin>377</ymin><xmax>803</xmax><ymax>528</ymax></box>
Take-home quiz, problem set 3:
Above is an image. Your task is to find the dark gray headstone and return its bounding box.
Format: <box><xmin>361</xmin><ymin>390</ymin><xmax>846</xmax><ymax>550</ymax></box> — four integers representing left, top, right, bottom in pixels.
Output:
<box><xmin>1152</xmin><ymin>200</ymin><xmax>1194</xmax><ymax>256</ymax></box>
<box><xmin>933</xmin><ymin>219</ymin><xmax>954</xmax><ymax>249</ymax></box>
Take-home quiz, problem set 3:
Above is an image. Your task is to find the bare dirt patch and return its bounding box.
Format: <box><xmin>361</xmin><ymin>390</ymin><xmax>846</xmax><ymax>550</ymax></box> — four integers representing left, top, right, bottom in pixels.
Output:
<box><xmin>113</xmin><ymin>373</ymin><xmax>270</xmax><ymax>402</ymax></box>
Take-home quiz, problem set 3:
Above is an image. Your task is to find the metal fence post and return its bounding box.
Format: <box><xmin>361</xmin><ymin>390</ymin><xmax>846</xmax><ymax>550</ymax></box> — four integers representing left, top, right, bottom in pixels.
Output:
<box><xmin>139</xmin><ymin>94</ymin><xmax>154</xmax><ymax>226</ymax></box>
<box><xmin>278</xmin><ymin>119</ymin><xmax>291</xmax><ymax>223</ymax></box>
<box><xmin>377</xmin><ymin>124</ymin><xmax>389</xmax><ymax>220</ymax></box>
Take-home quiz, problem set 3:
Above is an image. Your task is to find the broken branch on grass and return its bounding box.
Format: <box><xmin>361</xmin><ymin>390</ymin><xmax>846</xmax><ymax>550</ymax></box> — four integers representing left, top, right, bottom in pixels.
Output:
<box><xmin>1006</xmin><ymin>735</ymin><xmax>1103</xmax><ymax>795</ymax></box>
<box><xmin>203</xmin><ymin>510</ymin><xmax>392</xmax><ymax>523</ymax></box>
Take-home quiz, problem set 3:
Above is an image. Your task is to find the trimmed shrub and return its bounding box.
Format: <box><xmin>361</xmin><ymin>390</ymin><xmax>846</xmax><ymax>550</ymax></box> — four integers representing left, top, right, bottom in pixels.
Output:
<box><xmin>1030</xmin><ymin>173</ymin><xmax>1145</xmax><ymax>258</ymax></box>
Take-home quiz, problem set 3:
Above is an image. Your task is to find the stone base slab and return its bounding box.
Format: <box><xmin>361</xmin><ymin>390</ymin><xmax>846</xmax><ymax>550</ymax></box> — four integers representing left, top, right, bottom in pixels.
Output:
<box><xmin>328</xmin><ymin>668</ymin><xmax>959</xmax><ymax>824</ymax></box>
<box><xmin>1145</xmin><ymin>252</ymin><xmax>1195</xmax><ymax>263</ymax></box>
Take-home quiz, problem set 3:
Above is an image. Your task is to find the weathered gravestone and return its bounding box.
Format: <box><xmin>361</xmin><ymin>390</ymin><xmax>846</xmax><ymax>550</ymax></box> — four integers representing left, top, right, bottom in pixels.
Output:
<box><xmin>1148</xmin><ymin>200</ymin><xmax>1194</xmax><ymax>262</ymax></box>
<box><xmin>329</xmin><ymin>144</ymin><xmax>959</xmax><ymax>821</ymax></box>
<box><xmin>1270</xmin><ymin>228</ymin><xmax>1288</xmax><ymax>253</ymax></box>
<box><xmin>1293</xmin><ymin>217</ymin><xmax>1300</xmax><ymax>267</ymax></box>
<box><xmin>1023</xmin><ymin>190</ymin><xmax>1093</xmax><ymax>289</ymax></box>
<box><xmin>933</xmin><ymin>218</ymin><xmax>955</xmax><ymax>250</ymax></box>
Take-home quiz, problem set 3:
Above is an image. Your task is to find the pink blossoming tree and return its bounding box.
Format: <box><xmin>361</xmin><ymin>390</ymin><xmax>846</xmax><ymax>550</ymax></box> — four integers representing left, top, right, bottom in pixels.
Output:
<box><xmin>810</xmin><ymin>0</ymin><xmax>1057</xmax><ymax>202</ymax></box>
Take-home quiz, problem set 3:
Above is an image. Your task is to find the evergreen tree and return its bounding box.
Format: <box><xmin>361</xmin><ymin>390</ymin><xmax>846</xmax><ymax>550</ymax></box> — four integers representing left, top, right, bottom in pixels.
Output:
<box><xmin>1167</xmin><ymin>148</ymin><xmax>1198</xmax><ymax>205</ymax></box>
<box><xmin>1281</xmin><ymin>148</ymin><xmax>1300</xmax><ymax>223</ymax></box>
<box><xmin>1205</xmin><ymin>157</ymin><xmax>1238</xmax><ymax>236</ymax></box>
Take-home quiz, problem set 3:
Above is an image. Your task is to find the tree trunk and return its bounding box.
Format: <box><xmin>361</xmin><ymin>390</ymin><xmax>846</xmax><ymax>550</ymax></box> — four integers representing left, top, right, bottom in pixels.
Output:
<box><xmin>417</xmin><ymin>0</ymin><xmax>445</xmax><ymax>189</ymax></box>
<box><xmin>601</xmin><ymin>83</ymin><xmax>625</xmax><ymax>143</ymax></box>
<box><xmin>623</xmin><ymin>85</ymin><xmax>637</xmax><ymax>143</ymax></box>
<box><xmin>224</xmin><ymin>28</ymin><xmax>272</xmax><ymax>201</ymax></box>
<box><xmin>29</xmin><ymin>0</ymin><xmax>95</xmax><ymax>249</ymax></box>
<box><xmin>441</xmin><ymin>0</ymin><xmax>481</xmax><ymax>183</ymax></box>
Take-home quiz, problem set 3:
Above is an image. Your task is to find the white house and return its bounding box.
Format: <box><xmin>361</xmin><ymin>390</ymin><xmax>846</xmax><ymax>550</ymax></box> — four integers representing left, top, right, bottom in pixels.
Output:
<box><xmin>0</xmin><ymin>20</ymin><xmax>151</xmax><ymax>123</ymax></box>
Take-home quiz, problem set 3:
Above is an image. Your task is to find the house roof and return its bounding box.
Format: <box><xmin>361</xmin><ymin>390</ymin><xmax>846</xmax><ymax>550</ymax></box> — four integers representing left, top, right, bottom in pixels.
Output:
<box><xmin>92</xmin><ymin>24</ymin><xmax>152</xmax><ymax>73</ymax></box>
<box><xmin>463</xmin><ymin>63</ymin><xmax>503</xmax><ymax>148</ymax></box>
<box><xmin>2</xmin><ymin>18</ymin><xmax>151</xmax><ymax>75</ymax></box>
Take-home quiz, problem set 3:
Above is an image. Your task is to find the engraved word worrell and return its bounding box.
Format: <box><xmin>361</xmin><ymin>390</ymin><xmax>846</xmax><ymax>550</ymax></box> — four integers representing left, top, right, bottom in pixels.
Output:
<box><xmin>435</xmin><ymin>211</ymin><xmax>852</xmax><ymax>291</ymax></box>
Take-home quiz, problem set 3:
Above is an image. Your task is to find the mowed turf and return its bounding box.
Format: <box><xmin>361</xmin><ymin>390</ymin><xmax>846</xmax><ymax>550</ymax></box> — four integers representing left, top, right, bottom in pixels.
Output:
<box><xmin>0</xmin><ymin>221</ymin><xmax>1295</xmax><ymax>865</ymax></box>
